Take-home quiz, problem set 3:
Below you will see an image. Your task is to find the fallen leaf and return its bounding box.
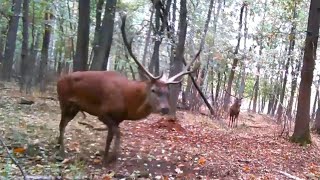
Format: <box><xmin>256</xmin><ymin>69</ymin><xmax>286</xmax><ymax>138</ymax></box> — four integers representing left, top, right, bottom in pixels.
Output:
<box><xmin>198</xmin><ymin>157</ymin><xmax>206</xmax><ymax>166</ymax></box>
<box><xmin>243</xmin><ymin>165</ymin><xmax>250</xmax><ymax>173</ymax></box>
<box><xmin>61</xmin><ymin>158</ymin><xmax>71</xmax><ymax>164</ymax></box>
<box><xmin>13</xmin><ymin>147</ymin><xmax>26</xmax><ymax>154</ymax></box>
<box><xmin>93</xmin><ymin>159</ymin><xmax>101</xmax><ymax>164</ymax></box>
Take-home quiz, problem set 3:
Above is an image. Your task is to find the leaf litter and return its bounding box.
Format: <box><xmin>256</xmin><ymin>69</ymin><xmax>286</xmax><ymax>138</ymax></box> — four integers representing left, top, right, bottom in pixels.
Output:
<box><xmin>0</xmin><ymin>83</ymin><xmax>320</xmax><ymax>179</ymax></box>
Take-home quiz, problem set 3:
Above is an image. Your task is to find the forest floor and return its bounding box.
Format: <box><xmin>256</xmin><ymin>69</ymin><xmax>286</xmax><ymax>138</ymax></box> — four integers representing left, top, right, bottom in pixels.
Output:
<box><xmin>1</xmin><ymin>83</ymin><xmax>320</xmax><ymax>180</ymax></box>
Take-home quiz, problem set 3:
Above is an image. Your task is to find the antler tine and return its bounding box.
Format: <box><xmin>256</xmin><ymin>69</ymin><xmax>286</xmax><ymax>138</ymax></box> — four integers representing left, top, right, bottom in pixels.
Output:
<box><xmin>166</xmin><ymin>49</ymin><xmax>202</xmax><ymax>84</ymax></box>
<box><xmin>224</xmin><ymin>88</ymin><xmax>238</xmax><ymax>99</ymax></box>
<box><xmin>120</xmin><ymin>14</ymin><xmax>161</xmax><ymax>80</ymax></box>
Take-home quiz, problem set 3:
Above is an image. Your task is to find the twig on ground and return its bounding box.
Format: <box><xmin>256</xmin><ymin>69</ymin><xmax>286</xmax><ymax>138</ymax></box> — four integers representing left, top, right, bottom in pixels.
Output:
<box><xmin>247</xmin><ymin>125</ymin><xmax>267</xmax><ymax>128</ymax></box>
<box><xmin>276</xmin><ymin>170</ymin><xmax>303</xmax><ymax>180</ymax></box>
<box><xmin>78</xmin><ymin>121</ymin><xmax>94</xmax><ymax>129</ymax></box>
<box><xmin>78</xmin><ymin>121</ymin><xmax>107</xmax><ymax>131</ymax></box>
<box><xmin>39</xmin><ymin>96</ymin><xmax>57</xmax><ymax>101</ymax></box>
<box><xmin>0</xmin><ymin>136</ymin><xmax>27</xmax><ymax>180</ymax></box>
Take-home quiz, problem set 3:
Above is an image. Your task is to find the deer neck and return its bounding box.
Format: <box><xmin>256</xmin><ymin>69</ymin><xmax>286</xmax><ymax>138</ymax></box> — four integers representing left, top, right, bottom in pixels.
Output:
<box><xmin>126</xmin><ymin>81</ymin><xmax>153</xmax><ymax>120</ymax></box>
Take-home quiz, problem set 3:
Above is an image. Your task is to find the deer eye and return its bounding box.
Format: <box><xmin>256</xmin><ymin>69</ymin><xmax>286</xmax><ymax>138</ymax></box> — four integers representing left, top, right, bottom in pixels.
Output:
<box><xmin>151</xmin><ymin>89</ymin><xmax>156</xmax><ymax>93</ymax></box>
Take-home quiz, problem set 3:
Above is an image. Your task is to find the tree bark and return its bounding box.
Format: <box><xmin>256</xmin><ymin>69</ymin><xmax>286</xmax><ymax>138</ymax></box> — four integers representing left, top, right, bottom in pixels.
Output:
<box><xmin>168</xmin><ymin>0</ymin><xmax>187</xmax><ymax>118</ymax></box>
<box><xmin>0</xmin><ymin>25</ymin><xmax>8</xmax><ymax>65</ymax></box>
<box><xmin>39</xmin><ymin>11</ymin><xmax>53</xmax><ymax>92</ymax></box>
<box><xmin>142</xmin><ymin>7</ymin><xmax>154</xmax><ymax>67</ymax></box>
<box><xmin>90</xmin><ymin>0</ymin><xmax>104</xmax><ymax>67</ymax></box>
<box><xmin>90</xmin><ymin>0</ymin><xmax>117</xmax><ymax>70</ymax></box>
<box><xmin>312</xmin><ymin>87</ymin><xmax>318</xmax><ymax>120</ymax></box>
<box><xmin>223</xmin><ymin>3</ymin><xmax>246</xmax><ymax>111</ymax></box>
<box><xmin>19</xmin><ymin>0</ymin><xmax>30</xmax><ymax>93</ymax></box>
<box><xmin>73</xmin><ymin>0</ymin><xmax>90</xmax><ymax>71</ymax></box>
<box><xmin>238</xmin><ymin>5</ymin><xmax>248</xmax><ymax>98</ymax></box>
<box><xmin>291</xmin><ymin>0</ymin><xmax>320</xmax><ymax>144</ymax></box>
<box><xmin>276</xmin><ymin>1</ymin><xmax>297</xmax><ymax>123</ymax></box>
<box><xmin>1</xmin><ymin>0</ymin><xmax>22</xmax><ymax>81</ymax></box>
<box><xmin>148</xmin><ymin>2</ymin><xmax>161</xmax><ymax>76</ymax></box>
<box><xmin>313</xmin><ymin>89</ymin><xmax>320</xmax><ymax>133</ymax></box>
<box><xmin>67</xmin><ymin>0</ymin><xmax>75</xmax><ymax>64</ymax></box>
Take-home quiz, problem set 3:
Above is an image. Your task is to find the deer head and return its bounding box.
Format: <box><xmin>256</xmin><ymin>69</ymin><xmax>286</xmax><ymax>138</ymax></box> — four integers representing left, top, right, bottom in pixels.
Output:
<box><xmin>121</xmin><ymin>14</ymin><xmax>200</xmax><ymax>114</ymax></box>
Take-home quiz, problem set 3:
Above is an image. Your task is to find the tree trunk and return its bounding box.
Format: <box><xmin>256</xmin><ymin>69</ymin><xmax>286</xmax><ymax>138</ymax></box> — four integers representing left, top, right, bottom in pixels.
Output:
<box><xmin>39</xmin><ymin>11</ymin><xmax>53</xmax><ymax>92</ymax></box>
<box><xmin>168</xmin><ymin>0</ymin><xmax>187</xmax><ymax>118</ymax></box>
<box><xmin>214</xmin><ymin>71</ymin><xmax>221</xmax><ymax>105</ymax></box>
<box><xmin>0</xmin><ymin>25</ymin><xmax>8</xmax><ymax>65</ymax></box>
<box><xmin>1</xmin><ymin>0</ymin><xmax>22</xmax><ymax>81</ymax></box>
<box><xmin>238</xmin><ymin>5</ymin><xmax>248</xmax><ymax>98</ymax></box>
<box><xmin>313</xmin><ymin>90</ymin><xmax>320</xmax><ymax>133</ymax></box>
<box><xmin>142</xmin><ymin>7</ymin><xmax>154</xmax><ymax>67</ymax></box>
<box><xmin>312</xmin><ymin>79</ymin><xmax>320</xmax><ymax>119</ymax></box>
<box><xmin>73</xmin><ymin>0</ymin><xmax>90</xmax><ymax>71</ymax></box>
<box><xmin>90</xmin><ymin>0</ymin><xmax>104</xmax><ymax>67</ymax></box>
<box><xmin>67</xmin><ymin>0</ymin><xmax>75</xmax><ymax>64</ymax></box>
<box><xmin>287</xmin><ymin>48</ymin><xmax>303</xmax><ymax>119</ymax></box>
<box><xmin>90</xmin><ymin>0</ymin><xmax>117</xmax><ymax>70</ymax></box>
<box><xmin>291</xmin><ymin>0</ymin><xmax>320</xmax><ymax>144</ymax></box>
<box><xmin>149</xmin><ymin>0</ymin><xmax>168</xmax><ymax>76</ymax></box>
<box><xmin>19</xmin><ymin>0</ymin><xmax>30</xmax><ymax>93</ymax></box>
<box><xmin>223</xmin><ymin>3</ymin><xmax>246</xmax><ymax>111</ymax></box>
<box><xmin>276</xmin><ymin>1</ymin><xmax>297</xmax><ymax>123</ymax></box>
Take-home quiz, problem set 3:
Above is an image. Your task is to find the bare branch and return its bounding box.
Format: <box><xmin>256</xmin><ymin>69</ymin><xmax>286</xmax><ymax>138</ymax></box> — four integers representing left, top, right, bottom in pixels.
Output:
<box><xmin>0</xmin><ymin>136</ymin><xmax>27</xmax><ymax>180</ymax></box>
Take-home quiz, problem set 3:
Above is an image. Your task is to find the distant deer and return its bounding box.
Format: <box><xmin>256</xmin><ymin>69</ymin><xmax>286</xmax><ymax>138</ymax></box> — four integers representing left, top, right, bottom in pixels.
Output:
<box><xmin>56</xmin><ymin>14</ymin><xmax>201</xmax><ymax>166</ymax></box>
<box><xmin>229</xmin><ymin>97</ymin><xmax>243</xmax><ymax>128</ymax></box>
<box><xmin>225</xmin><ymin>89</ymin><xmax>244</xmax><ymax>128</ymax></box>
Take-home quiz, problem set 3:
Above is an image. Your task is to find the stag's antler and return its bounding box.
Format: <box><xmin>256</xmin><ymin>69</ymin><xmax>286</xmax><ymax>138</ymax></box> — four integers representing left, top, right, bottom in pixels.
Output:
<box><xmin>224</xmin><ymin>88</ymin><xmax>251</xmax><ymax>100</ymax></box>
<box><xmin>224</xmin><ymin>89</ymin><xmax>239</xmax><ymax>98</ymax></box>
<box><xmin>121</xmin><ymin>14</ymin><xmax>163</xmax><ymax>80</ymax></box>
<box><xmin>165</xmin><ymin>49</ymin><xmax>202</xmax><ymax>84</ymax></box>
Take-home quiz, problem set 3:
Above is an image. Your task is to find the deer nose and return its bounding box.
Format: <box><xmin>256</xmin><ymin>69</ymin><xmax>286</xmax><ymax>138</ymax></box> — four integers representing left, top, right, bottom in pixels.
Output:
<box><xmin>161</xmin><ymin>107</ymin><xmax>169</xmax><ymax>114</ymax></box>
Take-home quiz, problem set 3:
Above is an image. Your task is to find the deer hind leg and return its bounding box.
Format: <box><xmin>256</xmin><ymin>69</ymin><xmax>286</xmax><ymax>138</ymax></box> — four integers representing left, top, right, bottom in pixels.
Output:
<box><xmin>109</xmin><ymin>124</ymin><xmax>121</xmax><ymax>163</ymax></box>
<box><xmin>100</xmin><ymin>116</ymin><xmax>118</xmax><ymax>166</ymax></box>
<box><xmin>58</xmin><ymin>104</ymin><xmax>79</xmax><ymax>157</ymax></box>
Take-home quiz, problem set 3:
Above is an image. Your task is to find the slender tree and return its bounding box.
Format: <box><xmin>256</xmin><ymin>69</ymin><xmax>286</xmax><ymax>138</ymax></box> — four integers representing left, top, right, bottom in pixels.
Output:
<box><xmin>90</xmin><ymin>0</ymin><xmax>117</xmax><ymax>70</ymax></box>
<box><xmin>39</xmin><ymin>10</ymin><xmax>53</xmax><ymax>92</ymax></box>
<box><xmin>276</xmin><ymin>1</ymin><xmax>298</xmax><ymax>123</ymax></box>
<box><xmin>1</xmin><ymin>0</ymin><xmax>22</xmax><ymax>81</ymax></box>
<box><xmin>168</xmin><ymin>0</ymin><xmax>187</xmax><ymax>118</ymax></box>
<box><xmin>223</xmin><ymin>2</ymin><xmax>246</xmax><ymax>111</ymax></box>
<box><xmin>20</xmin><ymin>0</ymin><xmax>30</xmax><ymax>93</ymax></box>
<box><xmin>73</xmin><ymin>0</ymin><xmax>90</xmax><ymax>71</ymax></box>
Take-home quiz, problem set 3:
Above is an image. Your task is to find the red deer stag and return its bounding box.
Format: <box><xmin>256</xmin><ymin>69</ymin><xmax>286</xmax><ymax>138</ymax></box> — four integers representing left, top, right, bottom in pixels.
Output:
<box><xmin>56</xmin><ymin>15</ymin><xmax>201</xmax><ymax>166</ymax></box>
<box><xmin>225</xmin><ymin>90</ymin><xmax>244</xmax><ymax>128</ymax></box>
<box><xmin>229</xmin><ymin>97</ymin><xmax>243</xmax><ymax>128</ymax></box>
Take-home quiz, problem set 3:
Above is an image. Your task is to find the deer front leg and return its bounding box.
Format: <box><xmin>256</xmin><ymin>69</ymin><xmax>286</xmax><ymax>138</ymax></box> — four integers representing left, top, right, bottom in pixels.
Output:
<box><xmin>231</xmin><ymin>116</ymin><xmax>235</xmax><ymax>128</ymax></box>
<box><xmin>103</xmin><ymin>124</ymin><xmax>114</xmax><ymax>166</ymax></box>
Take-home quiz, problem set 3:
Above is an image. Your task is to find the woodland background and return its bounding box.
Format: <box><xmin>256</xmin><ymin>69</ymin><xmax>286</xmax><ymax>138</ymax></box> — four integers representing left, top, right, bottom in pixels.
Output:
<box><xmin>1</xmin><ymin>0</ymin><xmax>320</xmax><ymax>179</ymax></box>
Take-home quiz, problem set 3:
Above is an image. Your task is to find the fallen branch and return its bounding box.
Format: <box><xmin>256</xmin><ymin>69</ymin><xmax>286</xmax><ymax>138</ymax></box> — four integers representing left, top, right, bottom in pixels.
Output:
<box><xmin>276</xmin><ymin>170</ymin><xmax>303</xmax><ymax>180</ymax></box>
<box><xmin>78</xmin><ymin>121</ymin><xmax>107</xmax><ymax>131</ymax></box>
<box><xmin>78</xmin><ymin>121</ymin><xmax>94</xmax><ymax>129</ymax></box>
<box><xmin>247</xmin><ymin>125</ymin><xmax>268</xmax><ymax>128</ymax></box>
<box><xmin>39</xmin><ymin>96</ymin><xmax>57</xmax><ymax>101</ymax></box>
<box><xmin>0</xmin><ymin>136</ymin><xmax>27</xmax><ymax>180</ymax></box>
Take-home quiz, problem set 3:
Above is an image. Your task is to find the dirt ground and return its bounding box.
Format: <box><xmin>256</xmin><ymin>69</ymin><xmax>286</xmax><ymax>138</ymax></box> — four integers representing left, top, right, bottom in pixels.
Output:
<box><xmin>1</xmin><ymin>83</ymin><xmax>320</xmax><ymax>180</ymax></box>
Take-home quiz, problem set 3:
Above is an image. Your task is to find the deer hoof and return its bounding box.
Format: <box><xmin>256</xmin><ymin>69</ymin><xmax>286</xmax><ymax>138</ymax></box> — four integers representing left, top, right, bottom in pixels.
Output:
<box><xmin>108</xmin><ymin>154</ymin><xmax>118</xmax><ymax>163</ymax></box>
